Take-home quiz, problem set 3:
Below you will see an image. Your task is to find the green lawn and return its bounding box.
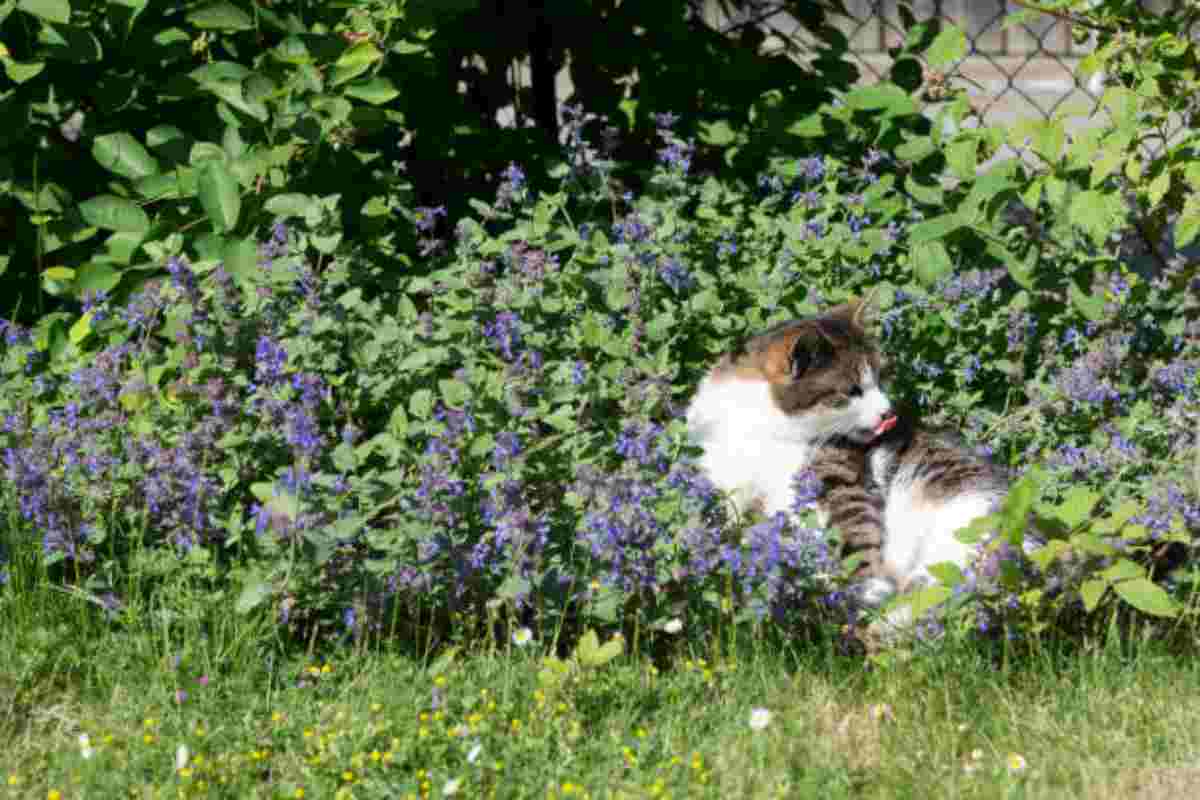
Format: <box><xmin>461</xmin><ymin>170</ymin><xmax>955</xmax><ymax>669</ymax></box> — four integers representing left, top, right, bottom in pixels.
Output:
<box><xmin>4</xmin><ymin>583</ymin><xmax>1200</xmax><ymax>800</ymax></box>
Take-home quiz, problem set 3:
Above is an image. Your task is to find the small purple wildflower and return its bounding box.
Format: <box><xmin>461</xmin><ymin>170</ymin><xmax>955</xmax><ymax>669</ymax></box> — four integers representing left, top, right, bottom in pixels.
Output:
<box><xmin>658</xmin><ymin>257</ymin><xmax>694</xmax><ymax>293</ymax></box>
<box><xmin>482</xmin><ymin>311</ymin><xmax>522</xmax><ymax>361</ymax></box>
<box><xmin>414</xmin><ymin>206</ymin><xmax>447</xmax><ymax>234</ymax></box>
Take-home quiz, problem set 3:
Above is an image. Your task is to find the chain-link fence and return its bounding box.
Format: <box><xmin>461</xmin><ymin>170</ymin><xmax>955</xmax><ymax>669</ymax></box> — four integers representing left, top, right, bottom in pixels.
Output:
<box><xmin>728</xmin><ymin>1</ymin><xmax>1183</xmax><ymax>126</ymax></box>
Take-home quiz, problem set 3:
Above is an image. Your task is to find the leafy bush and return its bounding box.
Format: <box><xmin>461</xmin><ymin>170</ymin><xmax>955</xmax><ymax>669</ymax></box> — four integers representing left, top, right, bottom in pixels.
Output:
<box><xmin>0</xmin><ymin>0</ymin><xmax>854</xmax><ymax>322</ymax></box>
<box><xmin>4</xmin><ymin>1</ymin><xmax>1200</xmax><ymax>651</ymax></box>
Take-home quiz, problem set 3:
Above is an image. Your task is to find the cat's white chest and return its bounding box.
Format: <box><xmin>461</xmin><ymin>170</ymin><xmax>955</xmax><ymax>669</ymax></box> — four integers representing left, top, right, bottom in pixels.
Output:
<box><xmin>686</xmin><ymin>374</ymin><xmax>816</xmax><ymax>515</ymax></box>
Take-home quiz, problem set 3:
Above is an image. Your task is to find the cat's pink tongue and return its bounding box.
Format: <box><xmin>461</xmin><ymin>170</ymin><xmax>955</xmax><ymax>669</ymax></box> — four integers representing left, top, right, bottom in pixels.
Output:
<box><xmin>874</xmin><ymin>415</ymin><xmax>898</xmax><ymax>437</ymax></box>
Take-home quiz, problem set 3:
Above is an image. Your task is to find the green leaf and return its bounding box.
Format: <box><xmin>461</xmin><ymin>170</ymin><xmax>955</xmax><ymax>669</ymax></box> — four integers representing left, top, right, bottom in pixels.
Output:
<box><xmin>136</xmin><ymin>170</ymin><xmax>198</xmax><ymax>201</ymax></box>
<box><xmin>574</xmin><ymin>629</ymin><xmax>623</xmax><ymax>668</ymax></box>
<box><xmin>1099</xmin><ymin>558</ymin><xmax>1144</xmax><ymax>583</ymax></box>
<box><xmin>907</xmin><ymin>212</ymin><xmax>963</xmax><ymax>244</ymax></box>
<box><xmin>74</xmin><ymin>262</ymin><xmax>121</xmax><ymax>295</ymax></box>
<box><xmin>439</xmin><ymin>378</ymin><xmax>469</xmax><ymax>408</ymax></box>
<box><xmin>905</xmin><ymin>585</ymin><xmax>952</xmax><ymax>619</ymax></box>
<box><xmin>197</xmin><ymin>161</ymin><xmax>241</xmax><ymax>232</ymax></box>
<box><xmin>904</xmin><ymin>174</ymin><xmax>943</xmax><ymax>205</ymax></box>
<box><xmin>1091</xmin><ymin>498</ymin><xmax>1143</xmax><ymax>535</ymax></box>
<box><xmin>222</xmin><ymin>236</ymin><xmax>258</xmax><ymax>290</ymax></box>
<box><xmin>1113</xmin><ymin>578</ymin><xmax>1179</xmax><ymax>618</ymax></box>
<box><xmin>69</xmin><ymin>311</ymin><xmax>93</xmax><ymax>344</ymax></box>
<box><xmin>926</xmin><ymin>562</ymin><xmax>963</xmax><ymax>587</ymax></box>
<box><xmin>999</xmin><ymin>469</ymin><xmax>1040</xmax><ymax>545</ymax></box>
<box><xmin>344</xmin><ymin>77</ymin><xmax>399</xmax><ymax>105</ymax></box>
<box><xmin>1147</xmin><ymin>171</ymin><xmax>1171</xmax><ymax>207</ymax></box>
<box><xmin>1068</xmin><ymin>280</ymin><xmax>1105</xmax><ymax>322</ymax></box>
<box><xmin>925</xmin><ymin>24</ymin><xmax>966</xmax><ymax>68</ymax></box>
<box><xmin>331</xmin><ymin>41</ymin><xmax>382</xmax><ymax>86</ymax></box>
<box><xmin>845</xmin><ymin>84</ymin><xmax>916</xmax><ymax>115</ymax></box>
<box><xmin>1068</xmin><ymin>189</ymin><xmax>1121</xmax><ymax>246</ymax></box>
<box><xmin>895</xmin><ymin>135</ymin><xmax>935</xmax><ymax>164</ymax></box>
<box><xmin>93</xmin><ymin>133</ymin><xmax>159</xmax><ymax>180</ymax></box>
<box><xmin>409</xmin><ymin>388</ymin><xmax>434</xmax><ymax>420</ymax></box>
<box><xmin>264</xmin><ymin>193</ymin><xmax>316</xmax><ymax>218</ymax></box>
<box><xmin>2</xmin><ymin>58</ymin><xmax>45</xmax><ymax>83</ymax></box>
<box><xmin>1051</xmin><ymin>486</ymin><xmax>1100</xmax><ymax>530</ymax></box>
<box><xmin>235</xmin><ymin>574</ymin><xmax>272</xmax><ymax>615</ymax></box>
<box><xmin>187</xmin><ymin>1</ymin><xmax>253</xmax><ymax>30</ymax></box>
<box><xmin>1079</xmin><ymin>578</ymin><xmax>1107</xmax><ymax>612</ymax></box>
<box><xmin>17</xmin><ymin>0</ymin><xmax>70</xmax><ymax>24</ymax></box>
<box><xmin>1176</xmin><ymin>196</ymin><xmax>1200</xmax><ymax>249</ymax></box>
<box><xmin>78</xmin><ymin>195</ymin><xmax>150</xmax><ymax>233</ymax></box>
<box><xmin>945</xmin><ymin>137</ymin><xmax>979</xmax><ymax>180</ymax></box>
<box><xmin>41</xmin><ymin>266</ymin><xmax>75</xmax><ymax>296</ymax></box>
<box><xmin>911</xmin><ymin>240</ymin><xmax>953</xmax><ymax>286</ymax></box>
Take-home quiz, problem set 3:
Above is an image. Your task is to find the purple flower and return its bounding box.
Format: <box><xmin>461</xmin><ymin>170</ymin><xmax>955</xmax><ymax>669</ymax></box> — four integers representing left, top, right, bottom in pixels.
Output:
<box><xmin>1056</xmin><ymin>362</ymin><xmax>1119</xmax><ymax>406</ymax></box>
<box><xmin>657</xmin><ymin>140</ymin><xmax>694</xmax><ymax>173</ymax></box>
<box><xmin>502</xmin><ymin>162</ymin><xmax>525</xmax><ymax>191</ymax></box>
<box><xmin>652</xmin><ymin>111</ymin><xmax>681</xmax><ymax>130</ymax></box>
<box><xmin>615</xmin><ymin>422</ymin><xmax>665</xmax><ymax>467</ymax></box>
<box><xmin>658</xmin><ymin>257</ymin><xmax>693</xmax><ymax>293</ymax></box>
<box><xmin>415</xmin><ymin>206</ymin><xmax>447</xmax><ymax>234</ymax></box>
<box><xmin>493</xmin><ymin>431</ymin><xmax>522</xmax><ymax>469</ymax></box>
<box><xmin>482</xmin><ymin>312</ymin><xmax>522</xmax><ymax>361</ymax></box>
<box><xmin>255</xmin><ymin>336</ymin><xmax>289</xmax><ymax>385</ymax></box>
<box><xmin>790</xmin><ymin>468</ymin><xmax>824</xmax><ymax>513</ymax></box>
<box><xmin>799</xmin><ymin>156</ymin><xmax>826</xmax><ymax>182</ymax></box>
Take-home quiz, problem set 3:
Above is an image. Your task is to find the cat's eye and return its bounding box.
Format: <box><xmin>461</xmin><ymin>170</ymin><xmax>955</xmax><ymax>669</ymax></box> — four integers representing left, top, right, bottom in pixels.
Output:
<box><xmin>848</xmin><ymin>385</ymin><xmax>863</xmax><ymax>398</ymax></box>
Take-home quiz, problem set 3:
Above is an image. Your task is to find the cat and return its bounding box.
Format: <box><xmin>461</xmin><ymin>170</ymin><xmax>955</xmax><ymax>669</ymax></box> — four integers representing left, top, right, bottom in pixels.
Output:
<box><xmin>686</xmin><ymin>300</ymin><xmax>1008</xmax><ymax>614</ymax></box>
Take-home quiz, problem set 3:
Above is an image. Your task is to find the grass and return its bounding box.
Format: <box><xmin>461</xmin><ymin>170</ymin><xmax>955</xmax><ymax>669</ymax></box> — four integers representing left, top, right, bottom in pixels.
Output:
<box><xmin>4</xmin><ymin>572</ymin><xmax>1200</xmax><ymax>800</ymax></box>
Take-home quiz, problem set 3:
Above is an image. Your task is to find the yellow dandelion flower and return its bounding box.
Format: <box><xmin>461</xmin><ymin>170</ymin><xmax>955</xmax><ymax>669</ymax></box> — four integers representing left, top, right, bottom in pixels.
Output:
<box><xmin>8</xmin><ymin>775</ymin><xmax>20</xmax><ymax>786</ymax></box>
<box><xmin>1007</xmin><ymin>753</ymin><xmax>1028</xmax><ymax>773</ymax></box>
<box><xmin>48</xmin><ymin>790</ymin><xmax>62</xmax><ymax>800</ymax></box>
<box><xmin>303</xmin><ymin>728</ymin><xmax>315</xmax><ymax>739</ymax></box>
<box><xmin>370</xmin><ymin>703</ymin><xmax>383</xmax><ymax>713</ymax></box>
<box><xmin>342</xmin><ymin>770</ymin><xmax>355</xmax><ymax>782</ymax></box>
<box><xmin>294</xmin><ymin>789</ymin><xmax>306</xmax><ymax>799</ymax></box>
<box><xmin>271</xmin><ymin>711</ymin><xmax>284</xmax><ymax>723</ymax></box>
<box><xmin>143</xmin><ymin>734</ymin><xmax>155</xmax><ymax>745</ymax></box>
<box><xmin>321</xmin><ymin>663</ymin><xmax>332</xmax><ymax>674</ymax></box>
<box><xmin>434</xmin><ymin>676</ymin><xmax>447</xmax><ymax>688</ymax></box>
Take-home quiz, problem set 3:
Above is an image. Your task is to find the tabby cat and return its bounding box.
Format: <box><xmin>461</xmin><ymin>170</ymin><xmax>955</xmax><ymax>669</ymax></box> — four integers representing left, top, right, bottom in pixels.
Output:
<box><xmin>686</xmin><ymin>300</ymin><xmax>1008</xmax><ymax>610</ymax></box>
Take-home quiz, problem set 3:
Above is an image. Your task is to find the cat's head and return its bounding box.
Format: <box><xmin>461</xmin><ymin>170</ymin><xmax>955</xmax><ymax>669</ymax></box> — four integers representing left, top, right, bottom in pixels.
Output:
<box><xmin>712</xmin><ymin>300</ymin><xmax>895</xmax><ymax>444</ymax></box>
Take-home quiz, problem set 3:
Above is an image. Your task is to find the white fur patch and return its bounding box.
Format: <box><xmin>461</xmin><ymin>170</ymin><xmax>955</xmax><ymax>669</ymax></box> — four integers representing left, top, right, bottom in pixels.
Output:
<box><xmin>881</xmin><ymin>467</ymin><xmax>1002</xmax><ymax>592</ymax></box>
<box><xmin>686</xmin><ymin>374</ymin><xmax>817</xmax><ymax>514</ymax></box>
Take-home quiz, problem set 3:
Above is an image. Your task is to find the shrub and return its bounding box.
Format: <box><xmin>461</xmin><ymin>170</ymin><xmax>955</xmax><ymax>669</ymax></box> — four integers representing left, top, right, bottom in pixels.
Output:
<box><xmin>4</xmin><ymin>2</ymin><xmax>1200</xmax><ymax>651</ymax></box>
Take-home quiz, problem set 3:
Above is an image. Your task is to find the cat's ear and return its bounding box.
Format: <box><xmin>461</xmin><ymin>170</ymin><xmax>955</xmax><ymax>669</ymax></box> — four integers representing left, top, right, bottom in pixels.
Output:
<box><xmin>835</xmin><ymin>291</ymin><xmax>880</xmax><ymax>332</ymax></box>
<box><xmin>789</xmin><ymin>332</ymin><xmax>835</xmax><ymax>379</ymax></box>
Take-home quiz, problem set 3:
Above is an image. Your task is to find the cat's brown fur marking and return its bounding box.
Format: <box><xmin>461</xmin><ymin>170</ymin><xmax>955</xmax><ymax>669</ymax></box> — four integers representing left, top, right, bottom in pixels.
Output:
<box><xmin>712</xmin><ymin>303</ymin><xmax>882</xmax><ymax>416</ymax></box>
<box><xmin>808</xmin><ymin>439</ymin><xmax>893</xmax><ymax>585</ymax></box>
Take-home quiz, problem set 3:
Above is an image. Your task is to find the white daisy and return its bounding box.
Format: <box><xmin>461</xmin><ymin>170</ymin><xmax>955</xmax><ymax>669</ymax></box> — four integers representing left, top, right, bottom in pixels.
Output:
<box><xmin>748</xmin><ymin>707</ymin><xmax>772</xmax><ymax>731</ymax></box>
